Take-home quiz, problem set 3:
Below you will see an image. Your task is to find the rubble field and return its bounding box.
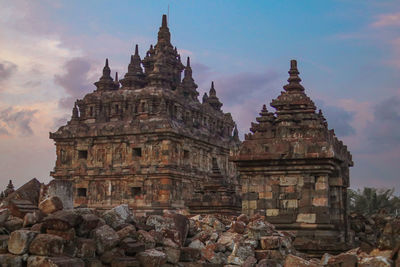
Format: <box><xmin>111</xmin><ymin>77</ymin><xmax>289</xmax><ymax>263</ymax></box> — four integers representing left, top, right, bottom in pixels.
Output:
<box><xmin>0</xmin><ymin>195</ymin><xmax>398</xmax><ymax>267</ymax></box>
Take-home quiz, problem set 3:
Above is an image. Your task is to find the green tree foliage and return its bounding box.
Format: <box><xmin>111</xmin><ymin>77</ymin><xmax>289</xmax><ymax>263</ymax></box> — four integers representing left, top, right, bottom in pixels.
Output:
<box><xmin>348</xmin><ymin>187</ymin><xmax>400</xmax><ymax>216</ymax></box>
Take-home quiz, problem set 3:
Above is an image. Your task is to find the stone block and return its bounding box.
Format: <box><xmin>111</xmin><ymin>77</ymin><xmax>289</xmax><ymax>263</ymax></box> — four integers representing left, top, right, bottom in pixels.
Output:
<box><xmin>266</xmin><ymin>209</ymin><xmax>279</xmax><ymax>217</ymax></box>
<box><xmin>260</xmin><ymin>236</ymin><xmax>282</xmax><ymax>250</ymax></box>
<box><xmin>92</xmin><ymin>224</ymin><xmax>120</xmax><ymax>255</ymax></box>
<box><xmin>0</xmin><ymin>253</ymin><xmax>23</xmax><ymax>267</ymax></box>
<box><xmin>8</xmin><ymin>230</ymin><xmax>38</xmax><ymax>255</ymax></box>
<box><xmin>75</xmin><ymin>238</ymin><xmax>96</xmax><ymax>258</ymax></box>
<box><xmin>284</xmin><ymin>254</ymin><xmax>319</xmax><ymax>267</ymax></box>
<box><xmin>0</xmin><ymin>235</ymin><xmax>9</xmax><ymax>253</ymax></box>
<box><xmin>279</xmin><ymin>177</ymin><xmax>297</xmax><ymax>186</ymax></box>
<box><xmin>29</xmin><ymin>234</ymin><xmax>64</xmax><ymax>256</ymax></box>
<box><xmin>27</xmin><ymin>256</ymin><xmax>85</xmax><ymax>267</ymax></box>
<box><xmin>259</xmin><ymin>192</ymin><xmax>273</xmax><ymax>199</ymax></box>
<box><xmin>38</xmin><ymin>196</ymin><xmax>63</xmax><ymax>215</ymax></box>
<box><xmin>281</xmin><ymin>199</ymin><xmax>298</xmax><ymax>209</ymax></box>
<box><xmin>312</xmin><ymin>197</ymin><xmax>328</xmax><ymax>207</ymax></box>
<box><xmin>43</xmin><ymin>210</ymin><xmax>82</xmax><ymax>231</ymax></box>
<box><xmin>137</xmin><ymin>248</ymin><xmax>167</xmax><ymax>267</ymax></box>
<box><xmin>296</xmin><ymin>213</ymin><xmax>316</xmax><ymax>224</ymax></box>
<box><xmin>111</xmin><ymin>257</ymin><xmax>141</xmax><ymax>267</ymax></box>
<box><xmin>46</xmin><ymin>228</ymin><xmax>76</xmax><ymax>241</ymax></box>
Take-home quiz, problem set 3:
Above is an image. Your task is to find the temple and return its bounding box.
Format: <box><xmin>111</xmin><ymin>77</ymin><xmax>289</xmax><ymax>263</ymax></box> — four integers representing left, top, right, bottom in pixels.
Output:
<box><xmin>49</xmin><ymin>14</ymin><xmax>353</xmax><ymax>255</ymax></box>
<box><xmin>49</xmin><ymin>15</ymin><xmax>241</xmax><ymax>216</ymax></box>
<box><xmin>231</xmin><ymin>60</ymin><xmax>353</xmax><ymax>255</ymax></box>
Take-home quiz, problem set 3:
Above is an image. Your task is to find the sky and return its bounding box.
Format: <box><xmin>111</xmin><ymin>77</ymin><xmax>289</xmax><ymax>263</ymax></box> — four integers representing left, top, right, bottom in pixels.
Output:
<box><xmin>0</xmin><ymin>0</ymin><xmax>399</xmax><ymax>193</ymax></box>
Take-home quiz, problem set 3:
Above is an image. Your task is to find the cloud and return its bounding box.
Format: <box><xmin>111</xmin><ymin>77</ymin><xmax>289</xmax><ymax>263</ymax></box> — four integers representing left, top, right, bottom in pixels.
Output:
<box><xmin>372</xmin><ymin>12</ymin><xmax>400</xmax><ymax>28</ymax></box>
<box><xmin>366</xmin><ymin>96</ymin><xmax>400</xmax><ymax>147</ymax></box>
<box><xmin>0</xmin><ymin>60</ymin><xmax>17</xmax><ymax>85</ymax></box>
<box><xmin>315</xmin><ymin>100</ymin><xmax>356</xmax><ymax>137</ymax></box>
<box><xmin>0</xmin><ymin>107</ymin><xmax>37</xmax><ymax>136</ymax></box>
<box><xmin>54</xmin><ymin>57</ymin><xmax>92</xmax><ymax>109</ymax></box>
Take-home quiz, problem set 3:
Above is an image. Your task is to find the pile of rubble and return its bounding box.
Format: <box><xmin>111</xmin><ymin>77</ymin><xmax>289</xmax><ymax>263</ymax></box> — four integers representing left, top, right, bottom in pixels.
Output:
<box><xmin>0</xmin><ymin>196</ymin><xmax>398</xmax><ymax>266</ymax></box>
<box><xmin>349</xmin><ymin>212</ymin><xmax>400</xmax><ymax>253</ymax></box>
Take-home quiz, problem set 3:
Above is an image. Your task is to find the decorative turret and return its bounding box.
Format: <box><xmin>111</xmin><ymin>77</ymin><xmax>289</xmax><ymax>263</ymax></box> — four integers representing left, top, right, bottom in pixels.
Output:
<box><xmin>233</xmin><ymin>124</ymin><xmax>240</xmax><ymax>142</ymax></box>
<box><xmin>120</xmin><ymin>44</ymin><xmax>146</xmax><ymax>89</ymax></box>
<box><xmin>202</xmin><ymin>93</ymin><xmax>208</xmax><ymax>103</ymax></box>
<box><xmin>94</xmin><ymin>59</ymin><xmax>117</xmax><ymax>91</ymax></box>
<box><xmin>206</xmin><ymin>81</ymin><xmax>223</xmax><ymax>111</ymax></box>
<box><xmin>4</xmin><ymin>179</ymin><xmax>14</xmax><ymax>197</ymax></box>
<box><xmin>249</xmin><ymin>104</ymin><xmax>275</xmax><ymax>136</ymax></box>
<box><xmin>271</xmin><ymin>60</ymin><xmax>317</xmax><ymax>121</ymax></box>
<box><xmin>157</xmin><ymin>14</ymin><xmax>171</xmax><ymax>46</ymax></box>
<box><xmin>180</xmin><ymin>57</ymin><xmax>199</xmax><ymax>101</ymax></box>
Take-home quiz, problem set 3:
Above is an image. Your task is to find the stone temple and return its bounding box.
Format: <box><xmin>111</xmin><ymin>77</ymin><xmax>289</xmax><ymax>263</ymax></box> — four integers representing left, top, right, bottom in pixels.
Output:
<box><xmin>232</xmin><ymin>60</ymin><xmax>353</xmax><ymax>255</ymax></box>
<box><xmin>49</xmin><ymin>15</ymin><xmax>241</xmax><ymax>216</ymax></box>
<box><xmin>49</xmin><ymin>14</ymin><xmax>353</xmax><ymax>254</ymax></box>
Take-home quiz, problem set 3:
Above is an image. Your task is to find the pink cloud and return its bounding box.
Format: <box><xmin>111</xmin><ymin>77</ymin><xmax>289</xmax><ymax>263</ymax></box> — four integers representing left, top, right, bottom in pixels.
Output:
<box><xmin>372</xmin><ymin>12</ymin><xmax>400</xmax><ymax>28</ymax></box>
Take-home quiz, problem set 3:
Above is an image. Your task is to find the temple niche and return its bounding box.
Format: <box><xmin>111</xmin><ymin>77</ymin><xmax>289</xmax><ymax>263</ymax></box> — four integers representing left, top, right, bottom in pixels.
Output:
<box><xmin>231</xmin><ymin>60</ymin><xmax>353</xmax><ymax>255</ymax></box>
<box><xmin>50</xmin><ymin>15</ymin><xmax>241</xmax><ymax>216</ymax></box>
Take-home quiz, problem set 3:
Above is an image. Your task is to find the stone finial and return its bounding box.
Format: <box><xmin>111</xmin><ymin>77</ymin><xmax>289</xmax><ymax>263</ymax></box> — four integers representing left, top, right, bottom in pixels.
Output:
<box><xmin>283</xmin><ymin>59</ymin><xmax>304</xmax><ymax>92</ymax></box>
<box><xmin>94</xmin><ymin>58</ymin><xmax>116</xmax><ymax>91</ymax></box>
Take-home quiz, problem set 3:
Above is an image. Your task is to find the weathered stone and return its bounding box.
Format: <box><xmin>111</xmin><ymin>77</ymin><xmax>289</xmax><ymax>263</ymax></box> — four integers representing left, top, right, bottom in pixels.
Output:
<box><xmin>284</xmin><ymin>254</ymin><xmax>320</xmax><ymax>267</ymax></box>
<box><xmin>100</xmin><ymin>247</ymin><xmax>124</xmax><ymax>264</ymax></box>
<box><xmin>8</xmin><ymin>229</ymin><xmax>37</xmax><ymax>255</ymax></box>
<box><xmin>0</xmin><ymin>253</ymin><xmax>23</xmax><ymax>267</ymax></box>
<box><xmin>43</xmin><ymin>210</ymin><xmax>82</xmax><ymax>231</ymax></box>
<box><xmin>164</xmin><ymin>245</ymin><xmax>181</xmax><ymax>264</ymax></box>
<box><xmin>231</xmin><ymin>220</ymin><xmax>246</xmax><ymax>234</ymax></box>
<box><xmin>326</xmin><ymin>252</ymin><xmax>358</xmax><ymax>267</ymax></box>
<box><xmin>77</xmin><ymin>213</ymin><xmax>100</xmax><ymax>237</ymax></box>
<box><xmin>117</xmin><ymin>224</ymin><xmax>137</xmax><ymax>239</ymax></box>
<box><xmin>180</xmin><ymin>247</ymin><xmax>201</xmax><ymax>262</ymax></box>
<box><xmin>92</xmin><ymin>224</ymin><xmax>120</xmax><ymax>255</ymax></box>
<box><xmin>38</xmin><ymin>196</ymin><xmax>63</xmax><ymax>215</ymax></box>
<box><xmin>260</xmin><ymin>236</ymin><xmax>282</xmax><ymax>250</ymax></box>
<box><xmin>137</xmin><ymin>248</ymin><xmax>167</xmax><ymax>267</ymax></box>
<box><xmin>4</xmin><ymin>216</ymin><xmax>23</xmax><ymax>232</ymax></box>
<box><xmin>27</xmin><ymin>255</ymin><xmax>85</xmax><ymax>267</ymax></box>
<box><xmin>46</xmin><ymin>228</ymin><xmax>76</xmax><ymax>241</ymax></box>
<box><xmin>111</xmin><ymin>257</ymin><xmax>141</xmax><ymax>267</ymax></box>
<box><xmin>0</xmin><ymin>234</ymin><xmax>9</xmax><ymax>253</ymax></box>
<box><xmin>23</xmin><ymin>211</ymin><xmax>44</xmax><ymax>227</ymax></box>
<box><xmin>121</xmin><ymin>237</ymin><xmax>145</xmax><ymax>255</ymax></box>
<box><xmin>29</xmin><ymin>234</ymin><xmax>64</xmax><ymax>256</ymax></box>
<box><xmin>102</xmin><ymin>204</ymin><xmax>133</xmax><ymax>230</ymax></box>
<box><xmin>136</xmin><ymin>229</ymin><xmax>156</xmax><ymax>249</ymax></box>
<box><xmin>0</xmin><ymin>208</ymin><xmax>10</xmax><ymax>225</ymax></box>
<box><xmin>75</xmin><ymin>238</ymin><xmax>96</xmax><ymax>258</ymax></box>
